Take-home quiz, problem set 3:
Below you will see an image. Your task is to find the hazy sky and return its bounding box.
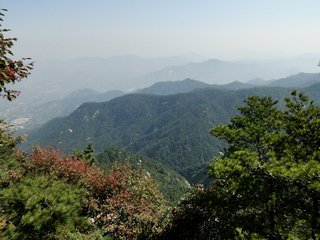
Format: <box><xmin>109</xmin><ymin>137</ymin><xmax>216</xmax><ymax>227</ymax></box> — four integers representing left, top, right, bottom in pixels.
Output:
<box><xmin>2</xmin><ymin>0</ymin><xmax>320</xmax><ymax>60</ymax></box>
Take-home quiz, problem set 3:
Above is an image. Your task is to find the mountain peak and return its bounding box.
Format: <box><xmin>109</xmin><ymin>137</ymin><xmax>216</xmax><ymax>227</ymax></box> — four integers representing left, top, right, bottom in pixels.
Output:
<box><xmin>138</xmin><ymin>78</ymin><xmax>210</xmax><ymax>95</ymax></box>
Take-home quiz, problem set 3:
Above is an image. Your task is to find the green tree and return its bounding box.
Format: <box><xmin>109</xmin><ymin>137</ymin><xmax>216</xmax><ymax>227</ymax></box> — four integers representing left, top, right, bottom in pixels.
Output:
<box><xmin>0</xmin><ymin>9</ymin><xmax>32</xmax><ymax>101</ymax></box>
<box><xmin>210</xmin><ymin>91</ymin><xmax>320</xmax><ymax>239</ymax></box>
<box><xmin>160</xmin><ymin>92</ymin><xmax>320</xmax><ymax>239</ymax></box>
<box><xmin>0</xmin><ymin>175</ymin><xmax>87</xmax><ymax>239</ymax></box>
<box><xmin>72</xmin><ymin>143</ymin><xmax>97</xmax><ymax>166</ymax></box>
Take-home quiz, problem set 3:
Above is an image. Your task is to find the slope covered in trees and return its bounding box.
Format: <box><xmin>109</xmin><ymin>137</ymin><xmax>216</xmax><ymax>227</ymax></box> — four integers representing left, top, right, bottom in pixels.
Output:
<box><xmin>96</xmin><ymin>147</ymin><xmax>189</xmax><ymax>202</ymax></box>
<box><xmin>3</xmin><ymin>92</ymin><xmax>320</xmax><ymax>239</ymax></box>
<box><xmin>24</xmin><ymin>87</ymin><xmax>290</xmax><ymax>182</ymax></box>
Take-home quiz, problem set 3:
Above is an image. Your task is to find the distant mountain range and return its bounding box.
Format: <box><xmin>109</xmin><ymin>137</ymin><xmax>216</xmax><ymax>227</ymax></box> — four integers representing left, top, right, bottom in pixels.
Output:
<box><xmin>136</xmin><ymin>78</ymin><xmax>254</xmax><ymax>95</ymax></box>
<box><xmin>21</xmin><ymin>70</ymin><xmax>320</xmax><ymax>183</ymax></box>
<box><xmin>268</xmin><ymin>72</ymin><xmax>320</xmax><ymax>88</ymax></box>
<box><xmin>138</xmin><ymin>72</ymin><xmax>320</xmax><ymax>95</ymax></box>
<box><xmin>0</xmin><ymin>55</ymin><xmax>200</xmax><ymax>126</ymax></box>
<box><xmin>4</xmin><ymin>54</ymin><xmax>319</xmax><ymax>106</ymax></box>
<box><xmin>4</xmin><ymin>72</ymin><xmax>320</xmax><ymax>130</ymax></box>
<box><xmin>143</xmin><ymin>56</ymin><xmax>320</xmax><ymax>85</ymax></box>
<box><xmin>14</xmin><ymin>55</ymin><xmax>202</xmax><ymax>102</ymax></box>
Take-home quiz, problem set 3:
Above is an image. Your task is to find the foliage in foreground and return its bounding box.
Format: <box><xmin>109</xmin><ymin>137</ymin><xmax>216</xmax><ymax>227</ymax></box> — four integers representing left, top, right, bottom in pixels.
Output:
<box><xmin>159</xmin><ymin>91</ymin><xmax>320</xmax><ymax>240</ymax></box>
<box><xmin>0</xmin><ymin>124</ymin><xmax>169</xmax><ymax>240</ymax></box>
<box><xmin>1</xmin><ymin>175</ymin><xmax>86</xmax><ymax>239</ymax></box>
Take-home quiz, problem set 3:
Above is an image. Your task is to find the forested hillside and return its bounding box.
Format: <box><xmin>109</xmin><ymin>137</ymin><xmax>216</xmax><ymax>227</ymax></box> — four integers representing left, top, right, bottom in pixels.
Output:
<box><xmin>25</xmin><ymin>87</ymin><xmax>290</xmax><ymax>182</ymax></box>
<box><xmin>96</xmin><ymin>147</ymin><xmax>189</xmax><ymax>202</ymax></box>
<box><xmin>25</xmin><ymin>82</ymin><xmax>320</xmax><ymax>183</ymax></box>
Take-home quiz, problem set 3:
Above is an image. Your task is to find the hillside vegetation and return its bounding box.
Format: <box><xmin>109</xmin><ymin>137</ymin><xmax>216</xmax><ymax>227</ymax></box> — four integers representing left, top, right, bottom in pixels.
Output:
<box><xmin>96</xmin><ymin>147</ymin><xmax>189</xmax><ymax>202</ymax></box>
<box><xmin>24</xmin><ymin>87</ymin><xmax>290</xmax><ymax>182</ymax></box>
<box><xmin>0</xmin><ymin>129</ymin><xmax>169</xmax><ymax>239</ymax></box>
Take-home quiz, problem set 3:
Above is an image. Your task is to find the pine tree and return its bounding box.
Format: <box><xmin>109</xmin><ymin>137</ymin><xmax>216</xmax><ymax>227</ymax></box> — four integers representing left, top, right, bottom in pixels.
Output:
<box><xmin>210</xmin><ymin>91</ymin><xmax>320</xmax><ymax>239</ymax></box>
<box><xmin>72</xmin><ymin>143</ymin><xmax>97</xmax><ymax>166</ymax></box>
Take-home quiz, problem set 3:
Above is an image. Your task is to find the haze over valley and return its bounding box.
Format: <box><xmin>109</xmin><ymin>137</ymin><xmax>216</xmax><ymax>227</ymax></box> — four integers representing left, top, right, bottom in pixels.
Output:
<box><xmin>2</xmin><ymin>54</ymin><xmax>320</xmax><ymax>130</ymax></box>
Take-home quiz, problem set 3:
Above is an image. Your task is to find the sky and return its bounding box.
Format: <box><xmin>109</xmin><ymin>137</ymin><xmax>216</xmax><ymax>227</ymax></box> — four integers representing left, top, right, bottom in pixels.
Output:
<box><xmin>2</xmin><ymin>0</ymin><xmax>320</xmax><ymax>61</ymax></box>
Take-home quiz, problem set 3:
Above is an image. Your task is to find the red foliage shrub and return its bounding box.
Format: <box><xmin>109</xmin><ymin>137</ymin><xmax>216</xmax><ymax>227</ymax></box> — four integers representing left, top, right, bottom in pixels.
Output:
<box><xmin>28</xmin><ymin>147</ymin><xmax>168</xmax><ymax>239</ymax></box>
<box><xmin>30</xmin><ymin>147</ymin><xmax>107</xmax><ymax>192</ymax></box>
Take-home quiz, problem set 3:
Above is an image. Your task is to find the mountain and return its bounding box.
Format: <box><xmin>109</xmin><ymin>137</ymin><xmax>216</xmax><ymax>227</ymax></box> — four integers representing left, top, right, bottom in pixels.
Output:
<box><xmin>301</xmin><ymin>82</ymin><xmax>320</xmax><ymax>103</ymax></box>
<box><xmin>220</xmin><ymin>81</ymin><xmax>255</xmax><ymax>90</ymax></box>
<box><xmin>3</xmin><ymin>89</ymin><xmax>124</xmax><ymax>130</ymax></box>
<box><xmin>8</xmin><ymin>54</ymin><xmax>320</xmax><ymax>103</ymax></box>
<box><xmin>96</xmin><ymin>147</ymin><xmax>189</xmax><ymax>202</ymax></box>
<box><xmin>2</xmin><ymin>78</ymin><xmax>253</xmax><ymax>131</ymax></box>
<box><xmin>245</xmin><ymin>78</ymin><xmax>268</xmax><ymax>85</ymax></box>
<box><xmin>142</xmin><ymin>56</ymin><xmax>320</xmax><ymax>85</ymax></box>
<box><xmin>136</xmin><ymin>78</ymin><xmax>211</xmax><ymax>95</ymax></box>
<box><xmin>0</xmin><ymin>55</ymin><xmax>202</xmax><ymax>128</ymax></box>
<box><xmin>14</xmin><ymin>55</ymin><xmax>202</xmax><ymax>102</ymax></box>
<box><xmin>137</xmin><ymin>78</ymin><xmax>254</xmax><ymax>96</ymax></box>
<box><xmin>4</xmin><ymin>55</ymin><xmax>319</xmax><ymax>131</ymax></box>
<box><xmin>268</xmin><ymin>72</ymin><xmax>320</xmax><ymax>88</ymax></box>
<box><xmin>24</xmin><ymin>87</ymin><xmax>290</xmax><ymax>183</ymax></box>
<box><xmin>143</xmin><ymin>59</ymin><xmax>253</xmax><ymax>84</ymax></box>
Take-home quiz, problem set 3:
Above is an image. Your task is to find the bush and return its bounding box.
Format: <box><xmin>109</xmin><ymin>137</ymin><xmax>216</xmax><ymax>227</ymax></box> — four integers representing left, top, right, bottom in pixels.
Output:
<box><xmin>0</xmin><ymin>175</ymin><xmax>87</xmax><ymax>239</ymax></box>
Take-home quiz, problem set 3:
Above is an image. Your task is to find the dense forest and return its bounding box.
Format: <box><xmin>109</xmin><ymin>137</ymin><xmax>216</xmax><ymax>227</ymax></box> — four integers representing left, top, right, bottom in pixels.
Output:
<box><xmin>24</xmin><ymin>84</ymin><xmax>320</xmax><ymax>184</ymax></box>
<box><xmin>24</xmin><ymin>87</ymin><xmax>289</xmax><ymax>183</ymax></box>
<box><xmin>1</xmin><ymin>9</ymin><xmax>320</xmax><ymax>240</ymax></box>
